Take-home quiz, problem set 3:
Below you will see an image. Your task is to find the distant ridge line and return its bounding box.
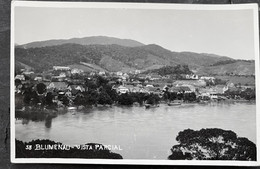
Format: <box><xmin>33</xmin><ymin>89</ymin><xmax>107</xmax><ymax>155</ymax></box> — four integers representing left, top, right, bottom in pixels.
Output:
<box><xmin>17</xmin><ymin>36</ymin><xmax>145</xmax><ymax>49</ymax></box>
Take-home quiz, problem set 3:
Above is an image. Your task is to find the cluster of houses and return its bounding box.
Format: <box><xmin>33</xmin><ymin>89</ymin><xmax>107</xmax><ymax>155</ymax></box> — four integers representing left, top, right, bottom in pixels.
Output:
<box><xmin>15</xmin><ymin>65</ymin><xmax>255</xmax><ymax>101</ymax></box>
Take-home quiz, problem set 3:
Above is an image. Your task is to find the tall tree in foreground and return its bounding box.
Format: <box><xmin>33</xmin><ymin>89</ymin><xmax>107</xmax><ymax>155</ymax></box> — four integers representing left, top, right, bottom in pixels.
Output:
<box><xmin>168</xmin><ymin>128</ymin><xmax>256</xmax><ymax>161</ymax></box>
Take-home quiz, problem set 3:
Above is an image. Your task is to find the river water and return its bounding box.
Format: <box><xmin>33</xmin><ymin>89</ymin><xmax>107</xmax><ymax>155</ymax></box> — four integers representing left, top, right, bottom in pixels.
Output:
<box><xmin>15</xmin><ymin>102</ymin><xmax>256</xmax><ymax>160</ymax></box>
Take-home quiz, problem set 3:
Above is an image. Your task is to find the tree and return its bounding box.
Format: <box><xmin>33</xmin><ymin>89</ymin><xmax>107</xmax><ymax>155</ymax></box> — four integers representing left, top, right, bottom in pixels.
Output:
<box><xmin>96</xmin><ymin>75</ymin><xmax>109</xmax><ymax>87</ymax></box>
<box><xmin>15</xmin><ymin>79</ymin><xmax>22</xmax><ymax>87</ymax></box>
<box><xmin>97</xmin><ymin>91</ymin><xmax>113</xmax><ymax>105</ymax></box>
<box><xmin>36</xmin><ymin>83</ymin><xmax>46</xmax><ymax>95</ymax></box>
<box><xmin>45</xmin><ymin>92</ymin><xmax>53</xmax><ymax>106</ymax></box>
<box><xmin>118</xmin><ymin>93</ymin><xmax>134</xmax><ymax>106</ymax></box>
<box><xmin>146</xmin><ymin>94</ymin><xmax>160</xmax><ymax>105</ymax></box>
<box><xmin>183</xmin><ymin>92</ymin><xmax>196</xmax><ymax>102</ymax></box>
<box><xmin>74</xmin><ymin>95</ymin><xmax>86</xmax><ymax>106</ymax></box>
<box><xmin>61</xmin><ymin>96</ymin><xmax>70</xmax><ymax>106</ymax></box>
<box><xmin>168</xmin><ymin>128</ymin><xmax>256</xmax><ymax>161</ymax></box>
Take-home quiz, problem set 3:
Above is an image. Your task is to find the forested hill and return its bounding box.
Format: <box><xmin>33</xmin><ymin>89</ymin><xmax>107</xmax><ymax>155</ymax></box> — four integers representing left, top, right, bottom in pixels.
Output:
<box><xmin>15</xmin><ymin>42</ymin><xmax>234</xmax><ymax>73</ymax></box>
<box><xmin>16</xmin><ymin>36</ymin><xmax>145</xmax><ymax>49</ymax></box>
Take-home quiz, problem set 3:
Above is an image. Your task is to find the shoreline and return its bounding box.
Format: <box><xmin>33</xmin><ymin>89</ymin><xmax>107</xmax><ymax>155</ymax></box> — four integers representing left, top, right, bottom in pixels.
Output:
<box><xmin>15</xmin><ymin>98</ymin><xmax>256</xmax><ymax>112</ymax></box>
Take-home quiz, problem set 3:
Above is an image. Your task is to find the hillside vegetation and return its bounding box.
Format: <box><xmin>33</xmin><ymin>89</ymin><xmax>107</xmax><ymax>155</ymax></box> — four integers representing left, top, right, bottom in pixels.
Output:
<box><xmin>17</xmin><ymin>36</ymin><xmax>145</xmax><ymax>48</ymax></box>
<box><xmin>15</xmin><ymin>43</ymin><xmax>237</xmax><ymax>74</ymax></box>
<box><xmin>15</xmin><ymin>36</ymin><xmax>255</xmax><ymax>75</ymax></box>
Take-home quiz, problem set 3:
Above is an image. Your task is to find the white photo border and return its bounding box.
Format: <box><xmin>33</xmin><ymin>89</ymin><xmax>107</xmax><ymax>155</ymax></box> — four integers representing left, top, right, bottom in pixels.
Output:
<box><xmin>10</xmin><ymin>1</ymin><xmax>260</xmax><ymax>166</ymax></box>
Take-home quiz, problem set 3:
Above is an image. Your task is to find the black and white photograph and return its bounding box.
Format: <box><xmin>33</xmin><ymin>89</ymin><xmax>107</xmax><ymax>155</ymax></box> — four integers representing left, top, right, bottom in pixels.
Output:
<box><xmin>11</xmin><ymin>1</ymin><xmax>260</xmax><ymax>165</ymax></box>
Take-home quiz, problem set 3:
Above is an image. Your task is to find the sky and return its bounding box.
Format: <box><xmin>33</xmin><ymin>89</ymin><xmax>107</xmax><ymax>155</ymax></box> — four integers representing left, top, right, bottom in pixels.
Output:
<box><xmin>14</xmin><ymin>5</ymin><xmax>256</xmax><ymax>60</ymax></box>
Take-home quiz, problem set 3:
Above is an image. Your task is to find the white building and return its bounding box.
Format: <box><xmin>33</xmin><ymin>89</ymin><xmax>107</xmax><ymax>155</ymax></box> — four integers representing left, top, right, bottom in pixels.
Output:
<box><xmin>15</xmin><ymin>74</ymin><xmax>25</xmax><ymax>81</ymax></box>
<box><xmin>53</xmin><ymin>66</ymin><xmax>71</xmax><ymax>71</ymax></box>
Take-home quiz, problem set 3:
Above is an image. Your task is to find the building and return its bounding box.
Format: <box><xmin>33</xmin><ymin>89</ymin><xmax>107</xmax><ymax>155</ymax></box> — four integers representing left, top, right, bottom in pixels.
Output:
<box><xmin>186</xmin><ymin>74</ymin><xmax>199</xmax><ymax>80</ymax></box>
<box><xmin>67</xmin><ymin>85</ymin><xmax>86</xmax><ymax>93</ymax></box>
<box><xmin>71</xmin><ymin>68</ymin><xmax>84</xmax><ymax>75</ymax></box>
<box><xmin>53</xmin><ymin>66</ymin><xmax>71</xmax><ymax>71</ymax></box>
<box><xmin>173</xmin><ymin>80</ymin><xmax>206</xmax><ymax>87</ymax></box>
<box><xmin>34</xmin><ymin>76</ymin><xmax>43</xmax><ymax>81</ymax></box>
<box><xmin>99</xmin><ymin>71</ymin><xmax>106</xmax><ymax>76</ymax></box>
<box><xmin>47</xmin><ymin>82</ymin><xmax>68</xmax><ymax>91</ymax></box>
<box><xmin>135</xmin><ymin>70</ymin><xmax>141</xmax><ymax>74</ymax></box>
<box><xmin>22</xmin><ymin>71</ymin><xmax>34</xmax><ymax>76</ymax></box>
<box><xmin>116</xmin><ymin>71</ymin><xmax>123</xmax><ymax>76</ymax></box>
<box><xmin>170</xmin><ymin>86</ymin><xmax>192</xmax><ymax>93</ymax></box>
<box><xmin>15</xmin><ymin>74</ymin><xmax>25</xmax><ymax>81</ymax></box>
<box><xmin>200</xmin><ymin>76</ymin><xmax>215</xmax><ymax>83</ymax></box>
<box><xmin>113</xmin><ymin>85</ymin><xmax>129</xmax><ymax>94</ymax></box>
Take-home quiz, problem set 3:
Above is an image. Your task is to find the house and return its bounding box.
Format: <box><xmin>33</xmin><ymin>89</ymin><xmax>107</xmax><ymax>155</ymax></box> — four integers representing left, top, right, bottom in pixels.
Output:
<box><xmin>170</xmin><ymin>86</ymin><xmax>192</xmax><ymax>93</ymax></box>
<box><xmin>71</xmin><ymin>68</ymin><xmax>84</xmax><ymax>75</ymax></box>
<box><xmin>200</xmin><ymin>76</ymin><xmax>215</xmax><ymax>83</ymax></box>
<box><xmin>47</xmin><ymin>82</ymin><xmax>68</xmax><ymax>91</ymax></box>
<box><xmin>34</xmin><ymin>76</ymin><xmax>43</xmax><ymax>81</ymax></box>
<box><xmin>122</xmin><ymin>73</ymin><xmax>129</xmax><ymax>79</ymax></box>
<box><xmin>67</xmin><ymin>85</ymin><xmax>85</xmax><ymax>92</ymax></box>
<box><xmin>113</xmin><ymin>85</ymin><xmax>129</xmax><ymax>94</ymax></box>
<box><xmin>150</xmin><ymin>75</ymin><xmax>161</xmax><ymax>81</ymax></box>
<box><xmin>181</xmin><ymin>84</ymin><xmax>196</xmax><ymax>92</ymax></box>
<box><xmin>15</xmin><ymin>84</ymin><xmax>23</xmax><ymax>93</ymax></box>
<box><xmin>116</xmin><ymin>71</ymin><xmax>123</xmax><ymax>76</ymax></box>
<box><xmin>53</xmin><ymin>66</ymin><xmax>71</xmax><ymax>71</ymax></box>
<box><xmin>51</xmin><ymin>76</ymin><xmax>66</xmax><ymax>82</ymax></box>
<box><xmin>99</xmin><ymin>71</ymin><xmax>106</xmax><ymax>76</ymax></box>
<box><xmin>179</xmin><ymin>86</ymin><xmax>192</xmax><ymax>93</ymax></box>
<box><xmin>90</xmin><ymin>72</ymin><xmax>96</xmax><ymax>76</ymax></box>
<box><xmin>15</xmin><ymin>74</ymin><xmax>25</xmax><ymax>81</ymax></box>
<box><xmin>186</xmin><ymin>74</ymin><xmax>199</xmax><ymax>80</ymax></box>
<box><xmin>146</xmin><ymin>84</ymin><xmax>154</xmax><ymax>88</ymax></box>
<box><xmin>135</xmin><ymin>70</ymin><xmax>141</xmax><ymax>74</ymax></box>
<box><xmin>59</xmin><ymin>72</ymin><xmax>66</xmax><ymax>78</ymax></box>
<box><xmin>22</xmin><ymin>71</ymin><xmax>34</xmax><ymax>76</ymax></box>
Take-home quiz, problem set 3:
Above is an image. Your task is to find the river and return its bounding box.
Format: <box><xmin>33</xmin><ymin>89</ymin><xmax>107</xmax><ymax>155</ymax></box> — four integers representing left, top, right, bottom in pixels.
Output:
<box><xmin>15</xmin><ymin>102</ymin><xmax>256</xmax><ymax>160</ymax></box>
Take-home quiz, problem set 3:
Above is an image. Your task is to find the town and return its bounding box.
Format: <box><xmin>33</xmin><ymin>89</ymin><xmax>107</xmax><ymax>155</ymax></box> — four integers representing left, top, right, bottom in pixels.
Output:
<box><xmin>15</xmin><ymin>64</ymin><xmax>256</xmax><ymax>110</ymax></box>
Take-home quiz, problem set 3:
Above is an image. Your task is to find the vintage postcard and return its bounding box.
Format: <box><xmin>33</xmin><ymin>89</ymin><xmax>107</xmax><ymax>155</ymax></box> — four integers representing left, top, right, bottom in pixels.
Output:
<box><xmin>11</xmin><ymin>1</ymin><xmax>260</xmax><ymax>166</ymax></box>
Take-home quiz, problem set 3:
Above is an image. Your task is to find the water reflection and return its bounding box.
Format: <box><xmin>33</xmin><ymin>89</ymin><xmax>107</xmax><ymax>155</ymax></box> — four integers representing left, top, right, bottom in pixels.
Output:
<box><xmin>21</xmin><ymin>118</ymin><xmax>29</xmax><ymax>125</ymax></box>
<box><xmin>45</xmin><ymin>115</ymin><xmax>53</xmax><ymax>128</ymax></box>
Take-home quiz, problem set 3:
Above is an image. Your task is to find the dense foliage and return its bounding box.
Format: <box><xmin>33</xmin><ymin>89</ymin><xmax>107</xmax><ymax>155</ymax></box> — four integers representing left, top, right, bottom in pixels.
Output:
<box><xmin>168</xmin><ymin>128</ymin><xmax>256</xmax><ymax>161</ymax></box>
<box><xmin>15</xmin><ymin>42</ymin><xmax>237</xmax><ymax>74</ymax></box>
<box><xmin>224</xmin><ymin>88</ymin><xmax>255</xmax><ymax>100</ymax></box>
<box><xmin>145</xmin><ymin>65</ymin><xmax>193</xmax><ymax>76</ymax></box>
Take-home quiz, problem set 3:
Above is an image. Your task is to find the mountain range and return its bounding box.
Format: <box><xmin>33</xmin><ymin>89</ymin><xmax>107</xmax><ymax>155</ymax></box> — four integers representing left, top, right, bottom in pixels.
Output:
<box><xmin>17</xmin><ymin>36</ymin><xmax>145</xmax><ymax>49</ymax></box>
<box><xmin>15</xmin><ymin>36</ymin><xmax>255</xmax><ymax>76</ymax></box>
